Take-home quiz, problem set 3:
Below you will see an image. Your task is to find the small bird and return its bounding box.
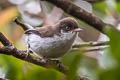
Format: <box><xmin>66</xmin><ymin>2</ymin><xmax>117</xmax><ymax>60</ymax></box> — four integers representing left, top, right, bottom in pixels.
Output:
<box><xmin>14</xmin><ymin>17</ymin><xmax>81</xmax><ymax>58</ymax></box>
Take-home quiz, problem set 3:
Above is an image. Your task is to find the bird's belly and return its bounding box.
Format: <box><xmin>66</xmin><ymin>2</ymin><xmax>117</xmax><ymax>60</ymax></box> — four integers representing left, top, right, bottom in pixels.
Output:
<box><xmin>27</xmin><ymin>33</ymin><xmax>76</xmax><ymax>58</ymax></box>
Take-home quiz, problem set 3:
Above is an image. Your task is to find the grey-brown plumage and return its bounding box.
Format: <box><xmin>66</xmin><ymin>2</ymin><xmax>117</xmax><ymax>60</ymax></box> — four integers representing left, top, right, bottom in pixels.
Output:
<box><xmin>25</xmin><ymin>17</ymin><xmax>79</xmax><ymax>37</ymax></box>
<box><xmin>14</xmin><ymin>17</ymin><xmax>80</xmax><ymax>58</ymax></box>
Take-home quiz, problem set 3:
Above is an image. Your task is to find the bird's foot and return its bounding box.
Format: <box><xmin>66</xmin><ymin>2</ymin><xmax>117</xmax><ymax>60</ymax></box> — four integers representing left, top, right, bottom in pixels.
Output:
<box><xmin>26</xmin><ymin>49</ymin><xmax>33</xmax><ymax>54</ymax></box>
<box><xmin>52</xmin><ymin>59</ymin><xmax>61</xmax><ymax>64</ymax></box>
<box><xmin>42</xmin><ymin>56</ymin><xmax>61</xmax><ymax>64</ymax></box>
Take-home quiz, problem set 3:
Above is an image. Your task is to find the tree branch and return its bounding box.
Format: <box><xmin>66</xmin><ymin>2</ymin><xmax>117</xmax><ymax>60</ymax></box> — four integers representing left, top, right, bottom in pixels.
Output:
<box><xmin>0</xmin><ymin>32</ymin><xmax>68</xmax><ymax>73</ymax></box>
<box><xmin>43</xmin><ymin>0</ymin><xmax>116</xmax><ymax>34</ymax></box>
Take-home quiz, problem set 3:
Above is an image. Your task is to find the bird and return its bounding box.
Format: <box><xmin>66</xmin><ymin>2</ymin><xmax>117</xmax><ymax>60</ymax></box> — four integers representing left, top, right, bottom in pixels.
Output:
<box><xmin>14</xmin><ymin>17</ymin><xmax>81</xmax><ymax>58</ymax></box>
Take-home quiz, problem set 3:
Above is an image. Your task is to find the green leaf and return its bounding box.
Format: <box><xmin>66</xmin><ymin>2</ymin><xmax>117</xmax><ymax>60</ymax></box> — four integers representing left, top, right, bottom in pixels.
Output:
<box><xmin>62</xmin><ymin>51</ymin><xmax>82</xmax><ymax>80</ymax></box>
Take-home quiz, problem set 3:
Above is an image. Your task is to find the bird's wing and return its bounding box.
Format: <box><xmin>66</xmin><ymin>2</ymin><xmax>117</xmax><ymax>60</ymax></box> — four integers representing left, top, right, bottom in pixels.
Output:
<box><xmin>36</xmin><ymin>26</ymin><xmax>55</xmax><ymax>37</ymax></box>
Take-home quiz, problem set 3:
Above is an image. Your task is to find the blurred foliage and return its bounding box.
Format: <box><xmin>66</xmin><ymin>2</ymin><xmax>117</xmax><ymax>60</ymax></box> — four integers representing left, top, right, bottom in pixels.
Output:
<box><xmin>0</xmin><ymin>7</ymin><xmax>18</xmax><ymax>27</ymax></box>
<box><xmin>0</xmin><ymin>0</ymin><xmax>120</xmax><ymax>80</ymax></box>
<box><xmin>96</xmin><ymin>27</ymin><xmax>120</xmax><ymax>80</ymax></box>
<box><xmin>93</xmin><ymin>2</ymin><xmax>107</xmax><ymax>16</ymax></box>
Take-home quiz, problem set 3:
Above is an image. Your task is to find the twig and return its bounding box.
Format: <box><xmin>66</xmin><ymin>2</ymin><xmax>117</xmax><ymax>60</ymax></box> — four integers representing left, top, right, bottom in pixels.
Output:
<box><xmin>0</xmin><ymin>32</ymin><xmax>68</xmax><ymax>73</ymax></box>
<box><xmin>0</xmin><ymin>0</ymin><xmax>14</xmax><ymax>9</ymax></box>
<box><xmin>0</xmin><ymin>33</ymin><xmax>12</xmax><ymax>46</ymax></box>
<box><xmin>72</xmin><ymin>41</ymin><xmax>109</xmax><ymax>48</ymax></box>
<box><xmin>82</xmin><ymin>46</ymin><xmax>108</xmax><ymax>52</ymax></box>
<box><xmin>13</xmin><ymin>18</ymin><xmax>34</xmax><ymax>31</ymax></box>
<box><xmin>0</xmin><ymin>78</ymin><xmax>8</xmax><ymax>80</ymax></box>
<box><xmin>71</xmin><ymin>46</ymin><xmax>108</xmax><ymax>52</ymax></box>
<box><xmin>84</xmin><ymin>0</ymin><xmax>105</xmax><ymax>3</ymax></box>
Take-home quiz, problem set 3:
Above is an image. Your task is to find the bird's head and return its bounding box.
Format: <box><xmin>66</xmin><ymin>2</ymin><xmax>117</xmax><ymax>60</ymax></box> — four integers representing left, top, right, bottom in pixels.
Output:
<box><xmin>58</xmin><ymin>17</ymin><xmax>81</xmax><ymax>33</ymax></box>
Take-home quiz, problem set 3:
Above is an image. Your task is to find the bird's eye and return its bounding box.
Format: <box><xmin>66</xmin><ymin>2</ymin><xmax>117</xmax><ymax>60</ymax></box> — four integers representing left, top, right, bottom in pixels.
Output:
<box><xmin>65</xmin><ymin>26</ymin><xmax>71</xmax><ymax>31</ymax></box>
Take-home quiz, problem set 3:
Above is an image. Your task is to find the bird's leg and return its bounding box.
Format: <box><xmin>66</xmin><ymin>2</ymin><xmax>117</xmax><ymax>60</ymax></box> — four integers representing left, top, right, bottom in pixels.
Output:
<box><xmin>42</xmin><ymin>56</ymin><xmax>62</xmax><ymax>66</ymax></box>
<box><xmin>52</xmin><ymin>59</ymin><xmax>62</xmax><ymax>65</ymax></box>
<box><xmin>26</xmin><ymin>44</ymin><xmax>33</xmax><ymax>54</ymax></box>
<box><xmin>50</xmin><ymin>59</ymin><xmax>67</xmax><ymax>71</ymax></box>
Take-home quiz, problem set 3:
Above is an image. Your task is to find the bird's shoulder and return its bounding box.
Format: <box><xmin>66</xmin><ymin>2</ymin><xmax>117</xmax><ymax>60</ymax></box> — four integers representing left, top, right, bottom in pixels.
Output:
<box><xmin>35</xmin><ymin>25</ymin><xmax>56</xmax><ymax>37</ymax></box>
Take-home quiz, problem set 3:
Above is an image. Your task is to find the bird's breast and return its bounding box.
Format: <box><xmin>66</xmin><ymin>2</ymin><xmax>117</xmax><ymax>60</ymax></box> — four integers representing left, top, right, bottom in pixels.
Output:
<box><xmin>25</xmin><ymin>32</ymin><xmax>77</xmax><ymax>58</ymax></box>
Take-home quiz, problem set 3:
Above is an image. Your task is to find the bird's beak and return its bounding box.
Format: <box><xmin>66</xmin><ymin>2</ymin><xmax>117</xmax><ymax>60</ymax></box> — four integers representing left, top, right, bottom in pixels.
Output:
<box><xmin>72</xmin><ymin>28</ymin><xmax>82</xmax><ymax>33</ymax></box>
